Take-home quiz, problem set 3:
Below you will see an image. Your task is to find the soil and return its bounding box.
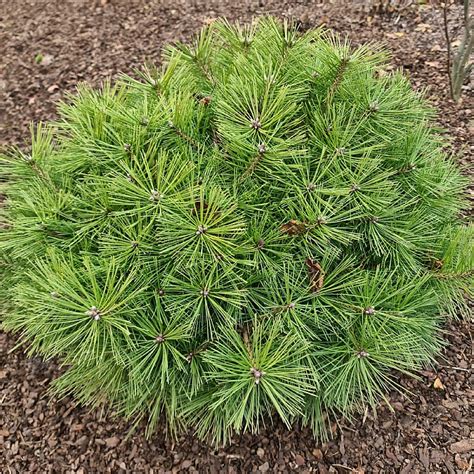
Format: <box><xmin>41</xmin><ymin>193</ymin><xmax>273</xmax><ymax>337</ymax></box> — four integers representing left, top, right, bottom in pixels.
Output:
<box><xmin>1</xmin><ymin>1</ymin><xmax>473</xmax><ymax>473</ymax></box>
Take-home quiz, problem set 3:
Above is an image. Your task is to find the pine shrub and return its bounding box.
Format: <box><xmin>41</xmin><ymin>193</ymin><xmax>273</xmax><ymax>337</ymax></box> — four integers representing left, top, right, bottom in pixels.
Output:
<box><xmin>1</xmin><ymin>18</ymin><xmax>473</xmax><ymax>444</ymax></box>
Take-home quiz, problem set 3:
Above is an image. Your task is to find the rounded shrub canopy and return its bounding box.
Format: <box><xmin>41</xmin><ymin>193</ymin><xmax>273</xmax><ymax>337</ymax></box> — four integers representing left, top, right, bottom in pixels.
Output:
<box><xmin>1</xmin><ymin>18</ymin><xmax>472</xmax><ymax>444</ymax></box>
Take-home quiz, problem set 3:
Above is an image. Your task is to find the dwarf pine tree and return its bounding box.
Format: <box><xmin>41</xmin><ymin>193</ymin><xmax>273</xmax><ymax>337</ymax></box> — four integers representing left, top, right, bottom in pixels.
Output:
<box><xmin>1</xmin><ymin>18</ymin><xmax>473</xmax><ymax>444</ymax></box>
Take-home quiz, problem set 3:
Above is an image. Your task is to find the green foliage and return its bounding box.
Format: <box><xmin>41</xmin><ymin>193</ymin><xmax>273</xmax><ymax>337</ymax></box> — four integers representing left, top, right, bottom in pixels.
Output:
<box><xmin>1</xmin><ymin>18</ymin><xmax>472</xmax><ymax>444</ymax></box>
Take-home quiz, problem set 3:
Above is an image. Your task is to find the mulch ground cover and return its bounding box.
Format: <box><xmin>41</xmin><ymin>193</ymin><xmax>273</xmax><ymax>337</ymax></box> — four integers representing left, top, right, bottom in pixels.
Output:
<box><xmin>1</xmin><ymin>1</ymin><xmax>472</xmax><ymax>472</ymax></box>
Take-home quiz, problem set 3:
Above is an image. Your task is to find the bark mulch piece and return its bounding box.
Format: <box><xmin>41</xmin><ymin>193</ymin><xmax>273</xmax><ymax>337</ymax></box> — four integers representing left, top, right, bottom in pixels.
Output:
<box><xmin>1</xmin><ymin>1</ymin><xmax>472</xmax><ymax>472</ymax></box>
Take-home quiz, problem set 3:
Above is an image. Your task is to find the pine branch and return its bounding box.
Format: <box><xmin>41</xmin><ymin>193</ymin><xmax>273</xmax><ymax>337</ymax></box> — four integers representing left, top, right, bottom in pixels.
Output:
<box><xmin>326</xmin><ymin>56</ymin><xmax>350</xmax><ymax>103</ymax></box>
<box><xmin>239</xmin><ymin>146</ymin><xmax>266</xmax><ymax>181</ymax></box>
<box><xmin>432</xmin><ymin>269</ymin><xmax>474</xmax><ymax>280</ymax></box>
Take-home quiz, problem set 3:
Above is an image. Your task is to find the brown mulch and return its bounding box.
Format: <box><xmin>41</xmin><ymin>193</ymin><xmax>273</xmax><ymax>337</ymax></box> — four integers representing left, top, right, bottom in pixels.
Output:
<box><xmin>0</xmin><ymin>1</ymin><xmax>473</xmax><ymax>472</ymax></box>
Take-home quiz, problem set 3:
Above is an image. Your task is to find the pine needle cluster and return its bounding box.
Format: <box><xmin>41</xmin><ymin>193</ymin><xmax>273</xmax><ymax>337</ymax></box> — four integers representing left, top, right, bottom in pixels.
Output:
<box><xmin>1</xmin><ymin>18</ymin><xmax>472</xmax><ymax>444</ymax></box>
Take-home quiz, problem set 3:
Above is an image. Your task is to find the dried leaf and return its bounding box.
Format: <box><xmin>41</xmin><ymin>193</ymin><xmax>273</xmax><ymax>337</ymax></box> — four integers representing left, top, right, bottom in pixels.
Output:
<box><xmin>294</xmin><ymin>454</ymin><xmax>305</xmax><ymax>466</ymax></box>
<box><xmin>312</xmin><ymin>448</ymin><xmax>323</xmax><ymax>461</ymax></box>
<box><xmin>454</xmin><ymin>454</ymin><xmax>471</xmax><ymax>471</ymax></box>
<box><xmin>386</xmin><ymin>32</ymin><xmax>405</xmax><ymax>39</ymax></box>
<box><xmin>199</xmin><ymin>96</ymin><xmax>212</xmax><ymax>105</ymax></box>
<box><xmin>280</xmin><ymin>219</ymin><xmax>306</xmax><ymax>236</ymax></box>
<box><xmin>306</xmin><ymin>258</ymin><xmax>325</xmax><ymax>292</ymax></box>
<box><xmin>433</xmin><ymin>377</ymin><xmax>445</xmax><ymax>390</ymax></box>
<box><xmin>415</xmin><ymin>23</ymin><xmax>431</xmax><ymax>32</ymax></box>
<box><xmin>203</xmin><ymin>17</ymin><xmax>218</xmax><ymax>25</ymax></box>
<box><xmin>450</xmin><ymin>439</ymin><xmax>474</xmax><ymax>454</ymax></box>
<box><xmin>105</xmin><ymin>436</ymin><xmax>120</xmax><ymax>448</ymax></box>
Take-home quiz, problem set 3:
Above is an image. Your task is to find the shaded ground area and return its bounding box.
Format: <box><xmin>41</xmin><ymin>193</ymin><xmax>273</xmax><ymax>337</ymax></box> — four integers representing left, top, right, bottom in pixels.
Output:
<box><xmin>1</xmin><ymin>1</ymin><xmax>472</xmax><ymax>472</ymax></box>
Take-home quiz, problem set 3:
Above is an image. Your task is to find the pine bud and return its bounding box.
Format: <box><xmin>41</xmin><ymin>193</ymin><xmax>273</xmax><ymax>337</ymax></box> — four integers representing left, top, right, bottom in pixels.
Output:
<box><xmin>131</xmin><ymin>240</ymin><xmax>139</xmax><ymax>249</ymax></box>
<box><xmin>264</xmin><ymin>74</ymin><xmax>276</xmax><ymax>84</ymax></box>
<box><xmin>307</xmin><ymin>182</ymin><xmax>317</xmax><ymax>192</ymax></box>
<box><xmin>257</xmin><ymin>239</ymin><xmax>265</xmax><ymax>249</ymax></box>
<box><xmin>251</xmin><ymin>118</ymin><xmax>262</xmax><ymax>130</ymax></box>
<box><xmin>350</xmin><ymin>184</ymin><xmax>360</xmax><ymax>193</ymax></box>
<box><xmin>369</xmin><ymin>102</ymin><xmax>379</xmax><ymax>113</ymax></box>
<box><xmin>149</xmin><ymin>190</ymin><xmax>163</xmax><ymax>202</ymax></box>
<box><xmin>258</xmin><ymin>143</ymin><xmax>266</xmax><ymax>154</ymax></box>
<box><xmin>86</xmin><ymin>306</ymin><xmax>101</xmax><ymax>321</ymax></box>
<box><xmin>250</xmin><ymin>367</ymin><xmax>266</xmax><ymax>384</ymax></box>
<box><xmin>50</xmin><ymin>291</ymin><xmax>60</xmax><ymax>298</ymax></box>
<box><xmin>287</xmin><ymin>302</ymin><xmax>296</xmax><ymax>310</ymax></box>
<box><xmin>157</xmin><ymin>288</ymin><xmax>165</xmax><ymax>297</ymax></box>
<box><xmin>141</xmin><ymin>117</ymin><xmax>149</xmax><ymax>126</ymax></box>
<box><xmin>200</xmin><ymin>288</ymin><xmax>209</xmax><ymax>298</ymax></box>
<box><xmin>155</xmin><ymin>334</ymin><xmax>165</xmax><ymax>343</ymax></box>
<box><xmin>370</xmin><ymin>216</ymin><xmax>379</xmax><ymax>224</ymax></box>
<box><xmin>196</xmin><ymin>225</ymin><xmax>207</xmax><ymax>235</ymax></box>
<box><xmin>364</xmin><ymin>306</ymin><xmax>375</xmax><ymax>315</ymax></box>
<box><xmin>356</xmin><ymin>350</ymin><xmax>369</xmax><ymax>358</ymax></box>
<box><xmin>124</xmin><ymin>143</ymin><xmax>131</xmax><ymax>153</ymax></box>
<box><xmin>398</xmin><ymin>163</ymin><xmax>417</xmax><ymax>174</ymax></box>
<box><xmin>242</xmin><ymin>38</ymin><xmax>252</xmax><ymax>48</ymax></box>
